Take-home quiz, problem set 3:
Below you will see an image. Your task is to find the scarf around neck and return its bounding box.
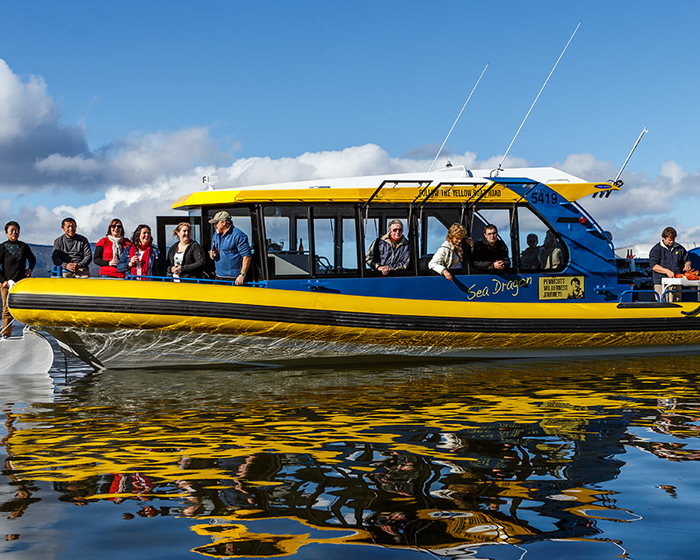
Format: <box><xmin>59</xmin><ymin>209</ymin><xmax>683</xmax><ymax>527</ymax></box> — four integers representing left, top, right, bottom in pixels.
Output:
<box><xmin>108</xmin><ymin>234</ymin><xmax>124</xmax><ymax>260</ymax></box>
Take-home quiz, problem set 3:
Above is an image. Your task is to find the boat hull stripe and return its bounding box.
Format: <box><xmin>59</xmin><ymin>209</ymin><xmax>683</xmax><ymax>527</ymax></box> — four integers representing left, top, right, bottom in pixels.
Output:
<box><xmin>9</xmin><ymin>293</ymin><xmax>699</xmax><ymax>334</ymax></box>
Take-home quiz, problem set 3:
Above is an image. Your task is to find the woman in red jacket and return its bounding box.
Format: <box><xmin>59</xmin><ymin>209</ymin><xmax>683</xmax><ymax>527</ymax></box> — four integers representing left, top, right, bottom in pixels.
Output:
<box><xmin>94</xmin><ymin>218</ymin><xmax>130</xmax><ymax>278</ymax></box>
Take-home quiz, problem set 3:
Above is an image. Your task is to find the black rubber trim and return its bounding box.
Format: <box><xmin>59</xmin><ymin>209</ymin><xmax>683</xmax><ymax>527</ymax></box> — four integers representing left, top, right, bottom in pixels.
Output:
<box><xmin>8</xmin><ymin>292</ymin><xmax>699</xmax><ymax>334</ymax></box>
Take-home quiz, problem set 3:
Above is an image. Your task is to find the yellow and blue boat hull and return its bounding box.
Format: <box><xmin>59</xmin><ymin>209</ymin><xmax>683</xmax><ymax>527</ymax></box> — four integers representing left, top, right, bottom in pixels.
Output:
<box><xmin>9</xmin><ymin>278</ymin><xmax>700</xmax><ymax>369</ymax></box>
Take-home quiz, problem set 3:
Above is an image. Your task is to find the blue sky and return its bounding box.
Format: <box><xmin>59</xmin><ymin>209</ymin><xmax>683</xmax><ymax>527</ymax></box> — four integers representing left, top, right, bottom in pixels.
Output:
<box><xmin>1</xmin><ymin>0</ymin><xmax>699</xmax><ymax>247</ymax></box>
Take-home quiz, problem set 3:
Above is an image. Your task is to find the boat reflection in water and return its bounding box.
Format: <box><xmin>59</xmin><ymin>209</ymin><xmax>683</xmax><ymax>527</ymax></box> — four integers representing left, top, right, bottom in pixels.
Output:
<box><xmin>2</xmin><ymin>355</ymin><xmax>700</xmax><ymax>559</ymax></box>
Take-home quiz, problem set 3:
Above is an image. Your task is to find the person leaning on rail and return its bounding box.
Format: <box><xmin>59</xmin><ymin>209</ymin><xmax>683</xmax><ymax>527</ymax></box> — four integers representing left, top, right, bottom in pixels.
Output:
<box><xmin>52</xmin><ymin>217</ymin><xmax>92</xmax><ymax>278</ymax></box>
<box><xmin>429</xmin><ymin>223</ymin><xmax>472</xmax><ymax>282</ymax></box>
<box><xmin>649</xmin><ymin>226</ymin><xmax>691</xmax><ymax>302</ymax></box>
<box><xmin>471</xmin><ymin>224</ymin><xmax>510</xmax><ymax>272</ymax></box>
<box><xmin>365</xmin><ymin>219</ymin><xmax>411</xmax><ymax>276</ymax></box>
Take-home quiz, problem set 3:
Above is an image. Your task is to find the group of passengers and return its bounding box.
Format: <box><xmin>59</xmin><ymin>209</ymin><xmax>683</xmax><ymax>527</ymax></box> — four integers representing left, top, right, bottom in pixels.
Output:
<box><xmin>365</xmin><ymin>220</ymin><xmax>581</xmax><ymax>281</ymax></box>
<box><xmin>518</xmin><ymin>231</ymin><xmax>563</xmax><ymax>271</ymax></box>
<box><xmin>366</xmin><ymin>222</ymin><xmax>543</xmax><ymax>281</ymax></box>
<box><xmin>0</xmin><ymin>213</ymin><xmax>251</xmax><ymax>338</ymax></box>
<box><xmin>51</xmin><ymin>217</ymin><xmax>167</xmax><ymax>279</ymax></box>
<box><xmin>50</xmin><ymin>212</ymin><xmax>251</xmax><ymax>283</ymax></box>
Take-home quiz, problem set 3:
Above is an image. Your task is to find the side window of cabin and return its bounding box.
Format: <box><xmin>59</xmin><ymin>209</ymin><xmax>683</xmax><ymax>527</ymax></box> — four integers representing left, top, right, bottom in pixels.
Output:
<box><xmin>471</xmin><ymin>208</ymin><xmax>512</xmax><ymax>271</ymax></box>
<box><xmin>517</xmin><ymin>206</ymin><xmax>566</xmax><ymax>272</ymax></box>
<box><xmin>312</xmin><ymin>208</ymin><xmax>358</xmax><ymax>276</ymax></box>
<box><xmin>206</xmin><ymin>208</ymin><xmax>254</xmax><ymax>251</ymax></box>
<box><xmin>263</xmin><ymin>206</ymin><xmax>311</xmax><ymax>277</ymax></box>
<box><xmin>363</xmin><ymin>210</ymin><xmax>411</xmax><ymax>275</ymax></box>
<box><xmin>418</xmin><ymin>207</ymin><xmax>463</xmax><ymax>273</ymax></box>
<box><xmin>163</xmin><ymin>220</ymin><xmax>203</xmax><ymax>256</ymax></box>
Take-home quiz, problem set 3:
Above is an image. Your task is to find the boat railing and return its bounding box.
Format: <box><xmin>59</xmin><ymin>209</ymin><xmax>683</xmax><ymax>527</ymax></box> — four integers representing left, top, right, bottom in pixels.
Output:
<box><xmin>50</xmin><ymin>266</ymin><xmax>266</xmax><ymax>287</ymax></box>
<box><xmin>661</xmin><ymin>286</ymin><xmax>700</xmax><ymax>302</ymax></box>
<box><xmin>123</xmin><ymin>274</ymin><xmax>268</xmax><ymax>287</ymax></box>
<box><xmin>618</xmin><ymin>289</ymin><xmax>660</xmax><ymax>303</ymax></box>
<box><xmin>620</xmin><ymin>286</ymin><xmax>700</xmax><ymax>303</ymax></box>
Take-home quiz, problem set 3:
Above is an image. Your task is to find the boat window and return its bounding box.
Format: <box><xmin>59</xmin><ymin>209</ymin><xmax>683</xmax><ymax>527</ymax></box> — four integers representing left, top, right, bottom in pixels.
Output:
<box><xmin>363</xmin><ymin>209</ymin><xmax>411</xmax><ymax>276</ymax></box>
<box><xmin>516</xmin><ymin>206</ymin><xmax>566</xmax><ymax>272</ymax></box>
<box><xmin>206</xmin><ymin>208</ymin><xmax>254</xmax><ymax>250</ymax></box>
<box><xmin>263</xmin><ymin>206</ymin><xmax>311</xmax><ymax>277</ymax></box>
<box><xmin>418</xmin><ymin>207</ymin><xmax>464</xmax><ymax>274</ymax></box>
<box><xmin>163</xmin><ymin>222</ymin><xmax>202</xmax><ymax>246</ymax></box>
<box><xmin>312</xmin><ymin>208</ymin><xmax>358</xmax><ymax>276</ymax></box>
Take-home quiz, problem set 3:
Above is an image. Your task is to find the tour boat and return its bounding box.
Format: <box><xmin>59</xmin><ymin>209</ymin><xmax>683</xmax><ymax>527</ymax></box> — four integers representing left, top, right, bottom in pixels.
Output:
<box><xmin>8</xmin><ymin>165</ymin><xmax>700</xmax><ymax>370</ymax></box>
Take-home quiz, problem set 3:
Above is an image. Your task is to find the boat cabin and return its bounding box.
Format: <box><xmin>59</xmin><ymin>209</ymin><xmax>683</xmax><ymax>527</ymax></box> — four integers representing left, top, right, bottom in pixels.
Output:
<box><xmin>157</xmin><ymin>167</ymin><xmax>621</xmax><ymax>303</ymax></box>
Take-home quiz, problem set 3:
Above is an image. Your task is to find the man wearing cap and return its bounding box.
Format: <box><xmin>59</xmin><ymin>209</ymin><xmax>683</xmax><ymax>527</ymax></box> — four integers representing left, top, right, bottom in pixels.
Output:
<box><xmin>208</xmin><ymin>211</ymin><xmax>252</xmax><ymax>285</ymax></box>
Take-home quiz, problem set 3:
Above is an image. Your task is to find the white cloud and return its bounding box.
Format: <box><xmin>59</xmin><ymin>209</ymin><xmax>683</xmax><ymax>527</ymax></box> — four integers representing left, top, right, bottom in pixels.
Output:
<box><xmin>0</xmin><ymin>59</ymin><xmax>87</xmax><ymax>189</ymax></box>
<box><xmin>34</xmin><ymin>127</ymin><xmax>221</xmax><ymax>186</ymax></box>
<box><xmin>0</xmin><ymin>60</ymin><xmax>223</xmax><ymax>193</ymax></box>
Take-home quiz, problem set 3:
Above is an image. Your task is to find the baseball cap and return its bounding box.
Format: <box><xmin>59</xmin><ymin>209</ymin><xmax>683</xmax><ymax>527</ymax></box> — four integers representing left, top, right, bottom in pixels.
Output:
<box><xmin>208</xmin><ymin>211</ymin><xmax>231</xmax><ymax>223</ymax></box>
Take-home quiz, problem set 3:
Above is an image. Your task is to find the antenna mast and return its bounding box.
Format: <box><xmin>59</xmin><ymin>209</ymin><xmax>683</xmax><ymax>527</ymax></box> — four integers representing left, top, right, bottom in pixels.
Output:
<box><xmin>428</xmin><ymin>63</ymin><xmax>489</xmax><ymax>172</ymax></box>
<box><xmin>493</xmin><ymin>21</ymin><xmax>581</xmax><ymax>176</ymax></box>
<box><xmin>613</xmin><ymin>127</ymin><xmax>648</xmax><ymax>185</ymax></box>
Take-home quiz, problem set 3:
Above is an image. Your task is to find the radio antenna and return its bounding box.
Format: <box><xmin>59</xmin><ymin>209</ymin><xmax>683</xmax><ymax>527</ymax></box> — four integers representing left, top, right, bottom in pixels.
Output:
<box><xmin>428</xmin><ymin>63</ymin><xmax>489</xmax><ymax>172</ymax></box>
<box><xmin>493</xmin><ymin>21</ymin><xmax>581</xmax><ymax>177</ymax></box>
<box><xmin>613</xmin><ymin>127</ymin><xmax>648</xmax><ymax>185</ymax></box>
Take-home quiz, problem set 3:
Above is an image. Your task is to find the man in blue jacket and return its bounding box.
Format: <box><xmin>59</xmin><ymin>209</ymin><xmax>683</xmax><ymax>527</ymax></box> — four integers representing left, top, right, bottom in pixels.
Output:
<box><xmin>649</xmin><ymin>226</ymin><xmax>691</xmax><ymax>301</ymax></box>
<box><xmin>208</xmin><ymin>211</ymin><xmax>251</xmax><ymax>285</ymax></box>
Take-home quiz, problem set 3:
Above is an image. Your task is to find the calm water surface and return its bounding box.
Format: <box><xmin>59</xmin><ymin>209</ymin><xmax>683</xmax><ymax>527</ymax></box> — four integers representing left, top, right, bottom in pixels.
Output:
<box><xmin>1</xmin><ymin>352</ymin><xmax>699</xmax><ymax>559</ymax></box>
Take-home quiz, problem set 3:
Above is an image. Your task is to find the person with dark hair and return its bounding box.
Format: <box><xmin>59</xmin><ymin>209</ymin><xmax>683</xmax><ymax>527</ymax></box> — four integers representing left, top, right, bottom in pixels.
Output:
<box><xmin>649</xmin><ymin>226</ymin><xmax>691</xmax><ymax>302</ymax></box>
<box><xmin>52</xmin><ymin>217</ymin><xmax>92</xmax><ymax>277</ymax></box>
<box><xmin>471</xmin><ymin>224</ymin><xmax>510</xmax><ymax>272</ymax></box>
<box><xmin>520</xmin><ymin>233</ymin><xmax>541</xmax><ymax>270</ymax></box>
<box><xmin>568</xmin><ymin>277</ymin><xmax>584</xmax><ymax>299</ymax></box>
<box><xmin>540</xmin><ymin>230</ymin><xmax>563</xmax><ymax>270</ymax></box>
<box><xmin>366</xmin><ymin>219</ymin><xmax>410</xmax><ymax>275</ymax></box>
<box><xmin>167</xmin><ymin>222</ymin><xmax>205</xmax><ymax>279</ymax></box>
<box><xmin>1</xmin><ymin>221</ymin><xmax>36</xmax><ymax>338</ymax></box>
<box><xmin>117</xmin><ymin>224</ymin><xmax>164</xmax><ymax>279</ymax></box>
<box><xmin>93</xmin><ymin>218</ymin><xmax>130</xmax><ymax>278</ymax></box>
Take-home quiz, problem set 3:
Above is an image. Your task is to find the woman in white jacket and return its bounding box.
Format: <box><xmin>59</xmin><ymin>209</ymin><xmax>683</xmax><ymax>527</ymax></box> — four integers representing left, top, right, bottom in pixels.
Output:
<box><xmin>429</xmin><ymin>223</ymin><xmax>471</xmax><ymax>281</ymax></box>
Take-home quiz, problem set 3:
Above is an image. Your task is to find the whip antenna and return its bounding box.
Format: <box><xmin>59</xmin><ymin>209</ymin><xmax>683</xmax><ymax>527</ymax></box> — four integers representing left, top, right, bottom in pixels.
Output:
<box><xmin>493</xmin><ymin>21</ymin><xmax>581</xmax><ymax>176</ymax></box>
<box><xmin>613</xmin><ymin>126</ymin><xmax>648</xmax><ymax>185</ymax></box>
<box><xmin>428</xmin><ymin>63</ymin><xmax>489</xmax><ymax>172</ymax></box>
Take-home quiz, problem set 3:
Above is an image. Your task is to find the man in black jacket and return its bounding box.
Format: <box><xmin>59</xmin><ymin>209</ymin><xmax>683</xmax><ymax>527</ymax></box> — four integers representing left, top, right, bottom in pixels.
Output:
<box><xmin>649</xmin><ymin>226</ymin><xmax>691</xmax><ymax>302</ymax></box>
<box><xmin>471</xmin><ymin>224</ymin><xmax>510</xmax><ymax>272</ymax></box>
<box><xmin>0</xmin><ymin>221</ymin><xmax>36</xmax><ymax>338</ymax></box>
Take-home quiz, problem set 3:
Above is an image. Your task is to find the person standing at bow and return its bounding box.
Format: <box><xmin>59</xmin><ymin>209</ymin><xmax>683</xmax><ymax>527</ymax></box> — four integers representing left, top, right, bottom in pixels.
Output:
<box><xmin>0</xmin><ymin>221</ymin><xmax>36</xmax><ymax>339</ymax></box>
<box><xmin>167</xmin><ymin>222</ymin><xmax>205</xmax><ymax>279</ymax></box>
<box><xmin>117</xmin><ymin>224</ymin><xmax>164</xmax><ymax>279</ymax></box>
<box><xmin>52</xmin><ymin>217</ymin><xmax>92</xmax><ymax>278</ymax></box>
<box><xmin>94</xmin><ymin>218</ymin><xmax>130</xmax><ymax>278</ymax></box>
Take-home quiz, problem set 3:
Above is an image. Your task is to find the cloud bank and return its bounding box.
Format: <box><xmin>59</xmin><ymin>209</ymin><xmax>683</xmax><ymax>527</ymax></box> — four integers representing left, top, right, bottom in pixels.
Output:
<box><xmin>1</xmin><ymin>59</ymin><xmax>699</xmax><ymax>250</ymax></box>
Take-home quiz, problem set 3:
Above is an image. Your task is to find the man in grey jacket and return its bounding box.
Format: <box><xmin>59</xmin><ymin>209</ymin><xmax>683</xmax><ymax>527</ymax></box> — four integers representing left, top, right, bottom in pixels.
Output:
<box><xmin>52</xmin><ymin>217</ymin><xmax>92</xmax><ymax>278</ymax></box>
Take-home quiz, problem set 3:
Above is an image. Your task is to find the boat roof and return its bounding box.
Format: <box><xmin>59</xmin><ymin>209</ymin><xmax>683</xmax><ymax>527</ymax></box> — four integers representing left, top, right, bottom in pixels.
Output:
<box><xmin>173</xmin><ymin>166</ymin><xmax>619</xmax><ymax>210</ymax></box>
